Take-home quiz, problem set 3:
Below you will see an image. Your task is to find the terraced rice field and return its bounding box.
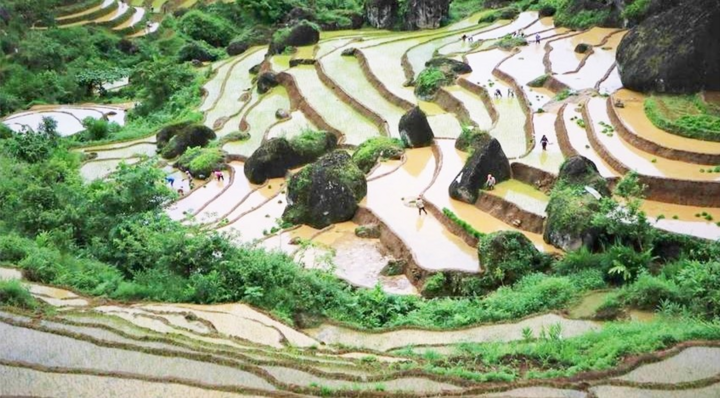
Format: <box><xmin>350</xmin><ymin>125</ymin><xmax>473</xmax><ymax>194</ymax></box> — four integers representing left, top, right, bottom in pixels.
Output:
<box><xmin>3</xmin><ymin>264</ymin><xmax>720</xmax><ymax>396</ymax></box>
<box><xmin>3</xmin><ymin>105</ymin><xmax>127</xmax><ymax>136</ymax></box>
<box><xmin>37</xmin><ymin>10</ymin><xmax>720</xmax><ymax>394</ymax></box>
<box><xmin>285</xmin><ymin>65</ymin><xmax>381</xmax><ymax>145</ymax></box>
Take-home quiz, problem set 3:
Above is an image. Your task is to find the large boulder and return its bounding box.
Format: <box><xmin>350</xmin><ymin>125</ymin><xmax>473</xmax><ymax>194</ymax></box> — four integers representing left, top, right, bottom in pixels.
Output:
<box><xmin>244</xmin><ymin>138</ymin><xmax>300</xmax><ymax>184</ymax></box>
<box><xmin>543</xmin><ymin>156</ymin><xmax>609</xmax><ymax>251</ymax></box>
<box><xmin>404</xmin><ymin>0</ymin><xmax>452</xmax><ymax>30</ymax></box>
<box><xmin>398</xmin><ymin>107</ymin><xmax>434</xmax><ymax>147</ymax></box>
<box><xmin>283</xmin><ymin>151</ymin><xmax>367</xmax><ymax>229</ymax></box>
<box><xmin>257</xmin><ymin>72</ymin><xmax>279</xmax><ymax>94</ymax></box>
<box><xmin>226</xmin><ymin>41</ymin><xmax>248</xmax><ymax>56</ymax></box>
<box><xmin>365</xmin><ymin>0</ymin><xmax>398</xmax><ymax>29</ymax></box>
<box><xmin>449</xmin><ymin>138</ymin><xmax>511</xmax><ymax>204</ymax></box>
<box><xmin>244</xmin><ymin>131</ymin><xmax>338</xmax><ymax>184</ymax></box>
<box><xmin>156</xmin><ymin>123</ymin><xmax>216</xmax><ymax>159</ymax></box>
<box><xmin>270</xmin><ymin>21</ymin><xmax>320</xmax><ymax>54</ymax></box>
<box><xmin>478</xmin><ymin>231</ymin><xmax>548</xmax><ymax>284</ymax></box>
<box><xmin>617</xmin><ymin>0</ymin><xmax>720</xmax><ymax>93</ymax></box>
<box><xmin>557</xmin><ymin>155</ymin><xmax>610</xmax><ymax>196</ymax></box>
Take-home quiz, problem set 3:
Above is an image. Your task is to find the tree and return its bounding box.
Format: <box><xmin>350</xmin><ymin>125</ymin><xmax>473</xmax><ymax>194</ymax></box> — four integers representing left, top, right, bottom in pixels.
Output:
<box><xmin>76</xmin><ymin>67</ymin><xmax>127</xmax><ymax>97</ymax></box>
<box><xmin>131</xmin><ymin>59</ymin><xmax>196</xmax><ymax>112</ymax></box>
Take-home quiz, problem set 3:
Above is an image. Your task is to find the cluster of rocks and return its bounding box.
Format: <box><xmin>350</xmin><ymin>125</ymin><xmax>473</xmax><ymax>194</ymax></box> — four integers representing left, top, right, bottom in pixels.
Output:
<box><xmin>365</xmin><ymin>0</ymin><xmax>452</xmax><ymax>30</ymax></box>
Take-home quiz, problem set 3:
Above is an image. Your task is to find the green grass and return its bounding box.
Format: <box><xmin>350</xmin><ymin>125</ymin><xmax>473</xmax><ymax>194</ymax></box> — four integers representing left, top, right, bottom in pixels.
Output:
<box><xmin>352</xmin><ymin>136</ymin><xmax>404</xmax><ymax>173</ymax></box>
<box><xmin>0</xmin><ymin>280</ymin><xmax>38</xmax><ymax>310</ymax></box>
<box><xmin>415</xmin><ymin>67</ymin><xmax>449</xmax><ymax>99</ymax></box>
<box><xmin>406</xmin><ymin>318</ymin><xmax>720</xmax><ymax>382</ymax></box>
<box><xmin>442</xmin><ymin>208</ymin><xmax>484</xmax><ymax>240</ymax></box>
<box><xmin>645</xmin><ymin>95</ymin><xmax>720</xmax><ymax>142</ymax></box>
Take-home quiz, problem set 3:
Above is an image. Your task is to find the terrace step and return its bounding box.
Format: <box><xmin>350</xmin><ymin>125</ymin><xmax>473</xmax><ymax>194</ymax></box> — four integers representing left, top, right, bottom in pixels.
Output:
<box><xmin>284</xmin><ymin>65</ymin><xmax>381</xmax><ymax>146</ymax></box>
<box><xmin>427</xmin><ymin>139</ymin><xmax>556</xmax><ymax>251</ymax></box>
<box><xmin>610</xmin><ymin>90</ymin><xmax>720</xmax><ymax>164</ymax></box>
<box><xmin>318</xmin><ymin>42</ymin><xmax>406</xmax><ymax>138</ymax></box>
<box><xmin>556</xmin><ymin>103</ymin><xmax>619</xmax><ymax>179</ymax></box>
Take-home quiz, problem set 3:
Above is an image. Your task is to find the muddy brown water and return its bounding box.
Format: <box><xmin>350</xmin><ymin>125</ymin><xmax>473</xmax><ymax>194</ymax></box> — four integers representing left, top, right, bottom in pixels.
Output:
<box><xmin>365</xmin><ymin>147</ymin><xmax>480</xmax><ymax>273</ymax></box>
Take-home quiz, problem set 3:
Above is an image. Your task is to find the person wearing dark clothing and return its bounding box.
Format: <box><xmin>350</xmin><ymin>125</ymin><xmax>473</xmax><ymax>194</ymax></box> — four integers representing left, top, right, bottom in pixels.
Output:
<box><xmin>540</xmin><ymin>135</ymin><xmax>549</xmax><ymax>151</ymax></box>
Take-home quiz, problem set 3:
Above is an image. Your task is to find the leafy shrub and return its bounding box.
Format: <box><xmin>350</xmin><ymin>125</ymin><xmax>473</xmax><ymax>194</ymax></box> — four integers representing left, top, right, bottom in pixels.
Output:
<box><xmin>675</xmin><ymin>260</ymin><xmax>720</xmax><ymax>318</ymax></box>
<box><xmin>622</xmin><ymin>0</ymin><xmax>652</xmax><ymax>24</ymax></box>
<box><xmin>415</xmin><ymin>67</ymin><xmax>449</xmax><ymax>99</ymax></box>
<box><xmin>456</xmin><ymin>125</ymin><xmax>490</xmax><ymax>152</ymax></box>
<box><xmin>620</xmin><ymin>273</ymin><xmax>679</xmax><ymax>310</ymax></box>
<box><xmin>352</xmin><ymin>136</ymin><xmax>404</xmax><ymax>173</ymax></box>
<box><xmin>478</xmin><ymin>231</ymin><xmax>549</xmax><ymax>285</ymax></box>
<box><xmin>496</xmin><ymin>35</ymin><xmax>527</xmax><ymax>50</ymax></box>
<box><xmin>178</xmin><ymin>10</ymin><xmax>235</xmax><ymax>47</ymax></box>
<box><xmin>81</xmin><ymin>117</ymin><xmax>121</xmax><ymax>141</ymax></box>
<box><xmin>289</xmin><ymin>129</ymin><xmax>337</xmax><ymax>162</ymax></box>
<box><xmin>0</xmin><ymin>280</ymin><xmax>38</xmax><ymax>310</ymax></box>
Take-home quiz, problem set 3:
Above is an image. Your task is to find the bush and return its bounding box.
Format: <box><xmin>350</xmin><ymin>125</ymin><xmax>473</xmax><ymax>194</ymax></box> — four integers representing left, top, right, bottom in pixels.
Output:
<box><xmin>620</xmin><ymin>273</ymin><xmax>679</xmax><ymax>310</ymax></box>
<box><xmin>496</xmin><ymin>34</ymin><xmax>527</xmax><ymax>50</ymax></box>
<box><xmin>675</xmin><ymin>260</ymin><xmax>720</xmax><ymax>318</ymax></box>
<box><xmin>175</xmin><ymin>146</ymin><xmax>225</xmax><ymax>178</ymax></box>
<box><xmin>415</xmin><ymin>67</ymin><xmax>449</xmax><ymax>99</ymax></box>
<box><xmin>352</xmin><ymin>136</ymin><xmax>404</xmax><ymax>173</ymax></box>
<box><xmin>478</xmin><ymin>231</ymin><xmax>549</xmax><ymax>285</ymax></box>
<box><xmin>81</xmin><ymin>117</ymin><xmax>121</xmax><ymax>141</ymax></box>
<box><xmin>0</xmin><ymin>280</ymin><xmax>38</xmax><ymax>310</ymax></box>
<box><xmin>622</xmin><ymin>0</ymin><xmax>651</xmax><ymax>25</ymax></box>
<box><xmin>456</xmin><ymin>125</ymin><xmax>490</xmax><ymax>151</ymax></box>
<box><xmin>289</xmin><ymin>129</ymin><xmax>338</xmax><ymax>163</ymax></box>
<box><xmin>178</xmin><ymin>10</ymin><xmax>235</xmax><ymax>47</ymax></box>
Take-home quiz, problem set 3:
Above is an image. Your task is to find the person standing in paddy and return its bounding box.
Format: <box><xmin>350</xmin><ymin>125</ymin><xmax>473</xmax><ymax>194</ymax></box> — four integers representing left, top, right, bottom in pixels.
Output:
<box><xmin>540</xmin><ymin>135</ymin><xmax>549</xmax><ymax>151</ymax></box>
<box><xmin>214</xmin><ymin>170</ymin><xmax>224</xmax><ymax>182</ymax></box>
<box><xmin>486</xmin><ymin>174</ymin><xmax>496</xmax><ymax>190</ymax></box>
<box><xmin>416</xmin><ymin>196</ymin><xmax>428</xmax><ymax>216</ymax></box>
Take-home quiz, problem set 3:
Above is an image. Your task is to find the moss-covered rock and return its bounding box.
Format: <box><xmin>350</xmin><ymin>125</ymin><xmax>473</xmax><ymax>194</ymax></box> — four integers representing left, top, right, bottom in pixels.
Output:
<box><xmin>352</xmin><ymin>136</ymin><xmax>405</xmax><ymax>173</ymax></box>
<box><xmin>557</xmin><ymin>155</ymin><xmax>610</xmax><ymax>196</ymax></box>
<box><xmin>157</xmin><ymin>122</ymin><xmax>216</xmax><ymax>159</ymax></box>
<box><xmin>355</xmin><ymin>224</ymin><xmax>381</xmax><ymax>238</ymax></box>
<box><xmin>414</xmin><ymin>58</ymin><xmax>472</xmax><ymax>100</ymax></box>
<box><xmin>478</xmin><ymin>231</ymin><xmax>548</xmax><ymax>284</ymax></box>
<box><xmin>226</xmin><ymin>40</ymin><xmax>248</xmax><ymax>56</ymax></box>
<box><xmin>455</xmin><ymin>126</ymin><xmax>491</xmax><ymax>152</ymax></box>
<box><xmin>543</xmin><ymin>156</ymin><xmax>609</xmax><ymax>251</ymax></box>
<box><xmin>269</xmin><ymin>20</ymin><xmax>320</xmax><ymax>54</ymax></box>
<box><xmin>574</xmin><ymin>43</ymin><xmax>591</xmax><ymax>54</ymax></box>
<box><xmin>257</xmin><ymin>72</ymin><xmax>279</xmax><ymax>94</ymax></box>
<box><xmin>449</xmin><ymin>138</ymin><xmax>511</xmax><ymax>204</ymax></box>
<box><xmin>290</xmin><ymin>129</ymin><xmax>338</xmax><ymax>163</ymax></box>
<box><xmin>178</xmin><ymin>41</ymin><xmax>219</xmax><ymax>63</ymax></box>
<box><xmin>244</xmin><ymin>138</ymin><xmax>299</xmax><ymax>184</ymax></box>
<box><xmin>283</xmin><ymin>151</ymin><xmax>367</xmax><ymax>228</ymax></box>
<box><xmin>244</xmin><ymin>130</ymin><xmax>337</xmax><ymax>184</ymax></box>
<box><xmin>398</xmin><ymin>106</ymin><xmax>434</xmax><ymax>148</ymax></box>
<box><xmin>617</xmin><ymin>0</ymin><xmax>720</xmax><ymax>93</ymax></box>
<box><xmin>527</xmin><ymin>74</ymin><xmax>550</xmax><ymax>88</ymax></box>
<box><xmin>175</xmin><ymin>147</ymin><xmax>225</xmax><ymax>179</ymax></box>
